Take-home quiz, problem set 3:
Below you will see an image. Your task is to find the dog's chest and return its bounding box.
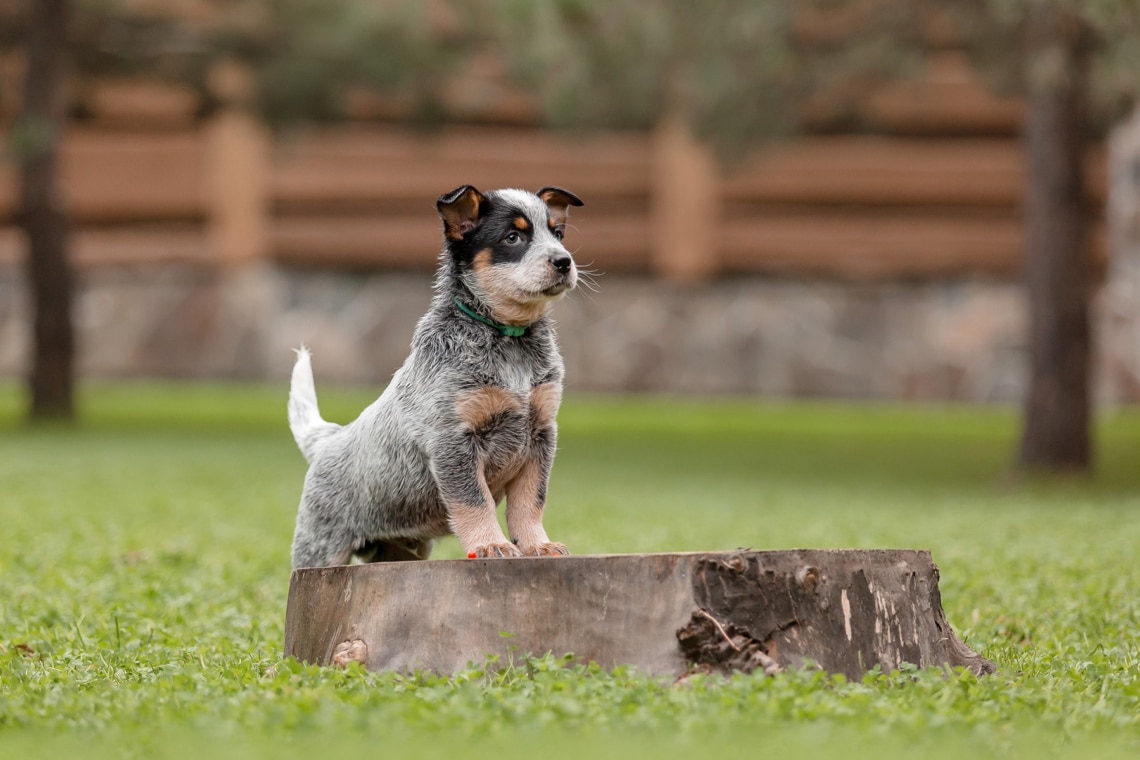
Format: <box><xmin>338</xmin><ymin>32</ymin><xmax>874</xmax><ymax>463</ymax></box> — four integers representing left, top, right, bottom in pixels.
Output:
<box><xmin>454</xmin><ymin>340</ymin><xmax>555</xmax><ymax>428</ymax></box>
<box><xmin>455</xmin><ymin>379</ymin><xmax>559</xmax><ymax>439</ymax></box>
<box><xmin>497</xmin><ymin>361</ymin><xmax>532</xmax><ymax>396</ymax></box>
<box><xmin>454</xmin><ymin>378</ymin><xmax>561</xmax><ymax>482</ymax></box>
<box><xmin>460</xmin><ymin>380</ymin><xmax>558</xmax><ymax>499</ymax></box>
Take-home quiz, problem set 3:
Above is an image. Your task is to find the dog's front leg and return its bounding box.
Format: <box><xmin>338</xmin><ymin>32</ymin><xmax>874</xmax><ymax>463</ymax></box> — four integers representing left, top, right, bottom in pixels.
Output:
<box><xmin>506</xmin><ymin>383</ymin><xmax>568</xmax><ymax>557</ymax></box>
<box><xmin>505</xmin><ymin>453</ymin><xmax>567</xmax><ymax>557</ymax></box>
<box><xmin>432</xmin><ymin>441</ymin><xmax>522</xmax><ymax>559</ymax></box>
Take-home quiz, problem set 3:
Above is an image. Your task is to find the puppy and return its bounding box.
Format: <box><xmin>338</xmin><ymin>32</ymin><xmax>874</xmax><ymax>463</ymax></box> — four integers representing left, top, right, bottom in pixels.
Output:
<box><xmin>287</xmin><ymin>185</ymin><xmax>582</xmax><ymax>569</ymax></box>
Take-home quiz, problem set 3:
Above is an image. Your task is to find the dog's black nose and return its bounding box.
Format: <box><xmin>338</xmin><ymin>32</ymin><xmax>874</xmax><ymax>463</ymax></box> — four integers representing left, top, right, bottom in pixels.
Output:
<box><xmin>551</xmin><ymin>254</ymin><xmax>573</xmax><ymax>274</ymax></box>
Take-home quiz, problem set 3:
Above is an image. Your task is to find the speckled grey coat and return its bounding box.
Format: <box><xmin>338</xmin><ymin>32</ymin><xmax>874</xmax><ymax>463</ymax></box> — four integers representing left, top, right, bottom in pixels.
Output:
<box><xmin>288</xmin><ymin>186</ymin><xmax>582</xmax><ymax>568</ymax></box>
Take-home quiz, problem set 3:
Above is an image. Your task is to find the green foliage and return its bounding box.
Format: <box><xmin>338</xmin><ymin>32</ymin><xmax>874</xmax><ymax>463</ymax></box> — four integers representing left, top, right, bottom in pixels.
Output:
<box><xmin>214</xmin><ymin>0</ymin><xmax>467</xmax><ymax>125</ymax></box>
<box><xmin>488</xmin><ymin>0</ymin><xmax>928</xmax><ymax>152</ymax></box>
<box><xmin>490</xmin><ymin>0</ymin><xmax>1140</xmax><ymax>145</ymax></box>
<box><xmin>1</xmin><ymin>383</ymin><xmax>1139</xmax><ymax>757</ymax></box>
<box><xmin>489</xmin><ymin>0</ymin><xmax>796</xmax><ymax>138</ymax></box>
<box><xmin>0</xmin><ymin>0</ymin><xmax>470</xmax><ymax>126</ymax></box>
<box><xmin>0</xmin><ymin>1</ymin><xmax>210</xmax><ymax>95</ymax></box>
<box><xmin>950</xmin><ymin>0</ymin><xmax>1140</xmax><ymax>127</ymax></box>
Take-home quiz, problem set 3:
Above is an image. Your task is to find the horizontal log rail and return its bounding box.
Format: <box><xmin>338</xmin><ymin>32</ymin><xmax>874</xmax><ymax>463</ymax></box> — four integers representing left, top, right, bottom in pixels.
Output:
<box><xmin>0</xmin><ymin>122</ymin><xmax>1108</xmax><ymax>280</ymax></box>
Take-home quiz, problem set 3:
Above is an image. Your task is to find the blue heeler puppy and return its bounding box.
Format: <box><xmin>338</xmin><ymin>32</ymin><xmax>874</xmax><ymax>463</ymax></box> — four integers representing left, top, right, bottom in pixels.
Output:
<box><xmin>287</xmin><ymin>185</ymin><xmax>583</xmax><ymax>568</ymax></box>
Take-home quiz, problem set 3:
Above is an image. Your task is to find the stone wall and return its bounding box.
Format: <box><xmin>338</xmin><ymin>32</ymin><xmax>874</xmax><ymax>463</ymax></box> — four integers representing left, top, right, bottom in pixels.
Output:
<box><xmin>2</xmin><ymin>259</ymin><xmax>1126</xmax><ymax>402</ymax></box>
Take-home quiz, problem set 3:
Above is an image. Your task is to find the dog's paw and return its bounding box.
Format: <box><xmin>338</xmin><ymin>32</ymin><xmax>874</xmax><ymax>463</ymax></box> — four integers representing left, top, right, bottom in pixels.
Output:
<box><xmin>471</xmin><ymin>542</ymin><xmax>524</xmax><ymax>558</ymax></box>
<box><xmin>521</xmin><ymin>542</ymin><xmax>569</xmax><ymax>557</ymax></box>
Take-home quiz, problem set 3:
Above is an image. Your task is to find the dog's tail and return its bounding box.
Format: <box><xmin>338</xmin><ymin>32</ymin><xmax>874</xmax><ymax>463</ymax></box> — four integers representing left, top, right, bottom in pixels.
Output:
<box><xmin>288</xmin><ymin>347</ymin><xmax>340</xmax><ymax>463</ymax></box>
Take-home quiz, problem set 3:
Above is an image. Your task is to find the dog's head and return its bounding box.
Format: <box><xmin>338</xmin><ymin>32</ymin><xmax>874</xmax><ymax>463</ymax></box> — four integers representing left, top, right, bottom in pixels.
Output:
<box><xmin>436</xmin><ymin>186</ymin><xmax>583</xmax><ymax>327</ymax></box>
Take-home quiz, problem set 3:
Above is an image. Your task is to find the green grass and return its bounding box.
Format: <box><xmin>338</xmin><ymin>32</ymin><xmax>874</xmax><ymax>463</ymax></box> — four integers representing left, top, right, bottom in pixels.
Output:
<box><xmin>1</xmin><ymin>382</ymin><xmax>1138</xmax><ymax>758</ymax></box>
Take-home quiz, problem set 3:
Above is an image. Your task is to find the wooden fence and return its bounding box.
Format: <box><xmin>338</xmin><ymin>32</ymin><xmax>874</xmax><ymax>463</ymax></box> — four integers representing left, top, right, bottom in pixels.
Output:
<box><xmin>0</xmin><ymin>114</ymin><xmax>1107</xmax><ymax>281</ymax></box>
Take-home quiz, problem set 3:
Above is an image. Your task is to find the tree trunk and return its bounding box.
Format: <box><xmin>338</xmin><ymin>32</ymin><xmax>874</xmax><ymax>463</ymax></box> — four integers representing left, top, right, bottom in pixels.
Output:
<box><xmin>17</xmin><ymin>0</ymin><xmax>75</xmax><ymax>421</ymax></box>
<box><xmin>284</xmin><ymin>550</ymin><xmax>995</xmax><ymax>679</ymax></box>
<box><xmin>1018</xmin><ymin>9</ymin><xmax>1092</xmax><ymax>471</ymax></box>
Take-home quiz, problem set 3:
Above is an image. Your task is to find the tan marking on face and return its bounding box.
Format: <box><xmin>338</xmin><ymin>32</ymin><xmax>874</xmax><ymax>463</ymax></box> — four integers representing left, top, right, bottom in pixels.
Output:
<box><xmin>530</xmin><ymin>382</ymin><xmax>562</xmax><ymax>429</ymax></box>
<box><xmin>472</xmin><ymin>248</ymin><xmax>493</xmax><ymax>271</ymax></box>
<box><xmin>512</xmin><ymin>216</ymin><xmax>531</xmax><ymax>231</ymax></box>
<box><xmin>471</xmin><ymin>266</ymin><xmax>554</xmax><ymax>326</ymax></box>
<box><xmin>455</xmin><ymin>386</ymin><xmax>523</xmax><ymax>430</ymax></box>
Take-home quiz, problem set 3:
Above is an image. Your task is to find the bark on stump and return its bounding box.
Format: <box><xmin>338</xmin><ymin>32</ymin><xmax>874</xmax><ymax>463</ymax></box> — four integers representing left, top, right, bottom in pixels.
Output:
<box><xmin>284</xmin><ymin>550</ymin><xmax>994</xmax><ymax>679</ymax></box>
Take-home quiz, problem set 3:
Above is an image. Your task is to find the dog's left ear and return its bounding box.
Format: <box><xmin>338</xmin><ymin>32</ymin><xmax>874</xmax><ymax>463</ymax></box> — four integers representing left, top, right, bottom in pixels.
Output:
<box><xmin>537</xmin><ymin>186</ymin><xmax>584</xmax><ymax>227</ymax></box>
<box><xmin>437</xmin><ymin>185</ymin><xmax>486</xmax><ymax>241</ymax></box>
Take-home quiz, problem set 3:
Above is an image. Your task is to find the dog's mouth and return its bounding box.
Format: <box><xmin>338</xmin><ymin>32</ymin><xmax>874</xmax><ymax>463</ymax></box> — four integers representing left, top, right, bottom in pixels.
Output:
<box><xmin>519</xmin><ymin>274</ymin><xmax>575</xmax><ymax>301</ymax></box>
<box><xmin>540</xmin><ymin>265</ymin><xmax>577</xmax><ymax>298</ymax></box>
<box><xmin>540</xmin><ymin>279</ymin><xmax>574</xmax><ymax>297</ymax></box>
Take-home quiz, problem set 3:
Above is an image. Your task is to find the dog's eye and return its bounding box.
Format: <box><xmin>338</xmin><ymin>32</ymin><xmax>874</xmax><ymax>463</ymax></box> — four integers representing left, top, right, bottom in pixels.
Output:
<box><xmin>553</xmin><ymin>228</ymin><xmax>564</xmax><ymax>241</ymax></box>
<box><xmin>504</xmin><ymin>231</ymin><xmax>522</xmax><ymax>245</ymax></box>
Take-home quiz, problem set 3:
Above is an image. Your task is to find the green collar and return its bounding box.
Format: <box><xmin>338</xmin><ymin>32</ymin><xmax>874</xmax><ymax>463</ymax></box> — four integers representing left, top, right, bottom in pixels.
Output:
<box><xmin>453</xmin><ymin>297</ymin><xmax>529</xmax><ymax>337</ymax></box>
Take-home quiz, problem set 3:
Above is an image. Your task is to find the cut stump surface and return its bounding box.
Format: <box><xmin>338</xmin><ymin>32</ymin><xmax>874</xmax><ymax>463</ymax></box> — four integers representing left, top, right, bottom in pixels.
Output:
<box><xmin>284</xmin><ymin>549</ymin><xmax>994</xmax><ymax>678</ymax></box>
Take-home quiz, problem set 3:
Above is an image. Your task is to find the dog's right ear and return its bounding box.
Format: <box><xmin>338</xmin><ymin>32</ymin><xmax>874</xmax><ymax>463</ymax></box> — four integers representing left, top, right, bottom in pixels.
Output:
<box><xmin>436</xmin><ymin>185</ymin><xmax>486</xmax><ymax>241</ymax></box>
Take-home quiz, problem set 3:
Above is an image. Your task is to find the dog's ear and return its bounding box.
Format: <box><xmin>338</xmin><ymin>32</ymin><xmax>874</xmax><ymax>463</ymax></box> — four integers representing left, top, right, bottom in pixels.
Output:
<box><xmin>437</xmin><ymin>185</ymin><xmax>486</xmax><ymax>241</ymax></box>
<box><xmin>537</xmin><ymin>186</ymin><xmax>584</xmax><ymax>227</ymax></box>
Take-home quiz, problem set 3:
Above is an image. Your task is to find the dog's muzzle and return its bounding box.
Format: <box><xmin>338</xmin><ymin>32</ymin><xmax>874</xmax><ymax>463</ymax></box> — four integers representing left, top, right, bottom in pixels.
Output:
<box><xmin>543</xmin><ymin>253</ymin><xmax>576</xmax><ymax>296</ymax></box>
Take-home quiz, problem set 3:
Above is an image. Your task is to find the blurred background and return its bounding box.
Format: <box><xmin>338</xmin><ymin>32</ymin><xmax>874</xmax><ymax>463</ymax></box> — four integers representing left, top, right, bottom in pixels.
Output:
<box><xmin>1</xmin><ymin>0</ymin><xmax>1138</xmax><ymax>472</ymax></box>
<box><xmin>4</xmin><ymin>7</ymin><xmax>1140</xmax><ymax>750</ymax></box>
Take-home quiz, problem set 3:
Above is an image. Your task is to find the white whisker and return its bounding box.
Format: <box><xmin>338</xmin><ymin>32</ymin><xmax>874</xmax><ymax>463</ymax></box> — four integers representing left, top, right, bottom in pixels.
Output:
<box><xmin>574</xmin><ymin>265</ymin><xmax>603</xmax><ymax>295</ymax></box>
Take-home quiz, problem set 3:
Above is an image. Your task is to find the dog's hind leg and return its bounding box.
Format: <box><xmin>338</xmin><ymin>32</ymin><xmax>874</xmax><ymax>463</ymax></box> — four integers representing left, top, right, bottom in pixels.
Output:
<box><xmin>291</xmin><ymin>538</ymin><xmax>353</xmax><ymax>569</ymax></box>
<box><xmin>356</xmin><ymin>538</ymin><xmax>433</xmax><ymax>563</ymax></box>
<box><xmin>291</xmin><ymin>492</ymin><xmax>358</xmax><ymax>569</ymax></box>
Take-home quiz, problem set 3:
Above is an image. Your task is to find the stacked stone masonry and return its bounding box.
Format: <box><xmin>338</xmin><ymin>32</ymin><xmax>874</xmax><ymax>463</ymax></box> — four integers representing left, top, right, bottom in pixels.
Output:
<box><xmin>0</xmin><ymin>262</ymin><xmax>1137</xmax><ymax>404</ymax></box>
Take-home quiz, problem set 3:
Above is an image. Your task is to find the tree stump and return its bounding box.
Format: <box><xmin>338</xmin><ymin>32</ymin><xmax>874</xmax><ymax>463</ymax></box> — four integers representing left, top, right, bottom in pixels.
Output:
<box><xmin>284</xmin><ymin>550</ymin><xmax>994</xmax><ymax>679</ymax></box>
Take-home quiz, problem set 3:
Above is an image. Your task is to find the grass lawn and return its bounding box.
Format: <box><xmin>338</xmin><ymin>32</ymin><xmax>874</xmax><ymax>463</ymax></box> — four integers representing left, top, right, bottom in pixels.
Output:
<box><xmin>1</xmin><ymin>382</ymin><xmax>1138</xmax><ymax>758</ymax></box>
